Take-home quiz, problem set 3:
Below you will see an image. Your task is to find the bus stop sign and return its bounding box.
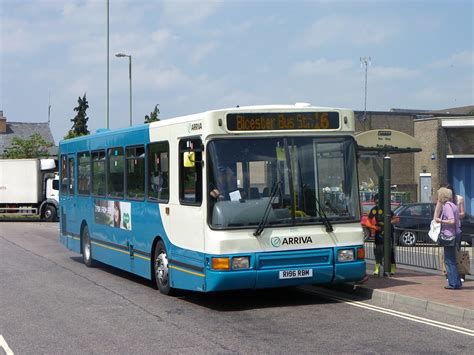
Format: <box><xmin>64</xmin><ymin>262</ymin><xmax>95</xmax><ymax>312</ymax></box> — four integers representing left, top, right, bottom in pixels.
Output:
<box><xmin>355</xmin><ymin>129</ymin><xmax>422</xmax><ymax>153</ymax></box>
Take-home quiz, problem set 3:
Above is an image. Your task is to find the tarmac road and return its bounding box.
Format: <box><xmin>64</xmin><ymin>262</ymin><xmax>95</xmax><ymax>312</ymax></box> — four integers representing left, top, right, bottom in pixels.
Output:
<box><xmin>0</xmin><ymin>222</ymin><xmax>472</xmax><ymax>354</ymax></box>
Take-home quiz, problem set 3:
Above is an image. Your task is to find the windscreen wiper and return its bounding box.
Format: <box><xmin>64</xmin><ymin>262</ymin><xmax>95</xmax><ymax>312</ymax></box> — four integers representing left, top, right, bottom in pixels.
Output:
<box><xmin>314</xmin><ymin>194</ymin><xmax>334</xmax><ymax>233</ymax></box>
<box><xmin>253</xmin><ymin>180</ymin><xmax>281</xmax><ymax>237</ymax></box>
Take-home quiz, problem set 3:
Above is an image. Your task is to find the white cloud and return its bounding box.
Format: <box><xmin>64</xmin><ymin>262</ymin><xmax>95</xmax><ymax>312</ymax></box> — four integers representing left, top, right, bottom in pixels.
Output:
<box><xmin>371</xmin><ymin>66</ymin><xmax>420</xmax><ymax>80</ymax></box>
<box><xmin>189</xmin><ymin>42</ymin><xmax>218</xmax><ymax>64</ymax></box>
<box><xmin>296</xmin><ymin>15</ymin><xmax>398</xmax><ymax>48</ymax></box>
<box><xmin>290</xmin><ymin>58</ymin><xmax>353</xmax><ymax>76</ymax></box>
<box><xmin>161</xmin><ymin>0</ymin><xmax>222</xmax><ymax>25</ymax></box>
<box><xmin>430</xmin><ymin>51</ymin><xmax>474</xmax><ymax>68</ymax></box>
<box><xmin>133</xmin><ymin>65</ymin><xmax>193</xmax><ymax>91</ymax></box>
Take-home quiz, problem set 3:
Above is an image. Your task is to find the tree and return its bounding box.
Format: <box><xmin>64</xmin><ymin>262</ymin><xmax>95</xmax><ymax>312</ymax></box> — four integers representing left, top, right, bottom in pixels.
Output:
<box><xmin>2</xmin><ymin>133</ymin><xmax>53</xmax><ymax>159</ymax></box>
<box><xmin>144</xmin><ymin>104</ymin><xmax>160</xmax><ymax>123</ymax></box>
<box><xmin>65</xmin><ymin>93</ymin><xmax>90</xmax><ymax>139</ymax></box>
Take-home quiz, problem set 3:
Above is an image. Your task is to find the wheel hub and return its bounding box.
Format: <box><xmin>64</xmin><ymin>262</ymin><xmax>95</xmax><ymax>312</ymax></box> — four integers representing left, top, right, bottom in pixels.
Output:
<box><xmin>155</xmin><ymin>252</ymin><xmax>169</xmax><ymax>285</ymax></box>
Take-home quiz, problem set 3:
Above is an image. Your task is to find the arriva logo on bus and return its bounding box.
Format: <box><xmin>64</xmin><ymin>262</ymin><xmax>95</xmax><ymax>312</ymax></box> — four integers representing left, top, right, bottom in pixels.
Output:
<box><xmin>271</xmin><ymin>236</ymin><xmax>313</xmax><ymax>247</ymax></box>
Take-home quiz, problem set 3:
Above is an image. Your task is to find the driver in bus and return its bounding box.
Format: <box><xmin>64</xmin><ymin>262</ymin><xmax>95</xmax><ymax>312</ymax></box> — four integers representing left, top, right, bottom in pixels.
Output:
<box><xmin>210</xmin><ymin>166</ymin><xmax>236</xmax><ymax>200</ymax></box>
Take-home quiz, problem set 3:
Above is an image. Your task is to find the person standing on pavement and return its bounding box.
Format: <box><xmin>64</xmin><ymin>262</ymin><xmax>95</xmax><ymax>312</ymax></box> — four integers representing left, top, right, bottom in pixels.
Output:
<box><xmin>365</xmin><ymin>193</ymin><xmax>396</xmax><ymax>275</ymax></box>
<box><xmin>435</xmin><ymin>187</ymin><xmax>462</xmax><ymax>290</ymax></box>
<box><xmin>433</xmin><ymin>183</ymin><xmax>465</xmax><ymax>282</ymax></box>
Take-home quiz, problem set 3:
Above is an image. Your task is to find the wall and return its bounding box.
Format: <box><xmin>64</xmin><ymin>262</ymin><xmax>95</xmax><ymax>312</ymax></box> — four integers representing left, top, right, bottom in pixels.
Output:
<box><xmin>414</xmin><ymin>118</ymin><xmax>440</xmax><ymax>202</ymax></box>
<box><xmin>355</xmin><ymin>111</ymin><xmax>417</xmax><ymax>202</ymax></box>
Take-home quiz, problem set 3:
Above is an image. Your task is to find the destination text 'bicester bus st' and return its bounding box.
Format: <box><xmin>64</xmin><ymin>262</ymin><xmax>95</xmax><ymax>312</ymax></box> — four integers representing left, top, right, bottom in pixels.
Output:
<box><xmin>59</xmin><ymin>104</ymin><xmax>365</xmax><ymax>294</ymax></box>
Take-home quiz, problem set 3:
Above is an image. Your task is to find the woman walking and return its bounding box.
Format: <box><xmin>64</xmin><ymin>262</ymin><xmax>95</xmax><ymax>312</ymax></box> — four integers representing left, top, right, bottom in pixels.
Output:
<box><xmin>435</xmin><ymin>187</ymin><xmax>462</xmax><ymax>289</ymax></box>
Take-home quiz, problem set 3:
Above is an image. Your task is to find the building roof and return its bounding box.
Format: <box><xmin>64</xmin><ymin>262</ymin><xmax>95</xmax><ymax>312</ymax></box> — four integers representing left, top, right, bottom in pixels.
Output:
<box><xmin>0</xmin><ymin>121</ymin><xmax>57</xmax><ymax>156</ymax></box>
<box><xmin>429</xmin><ymin>105</ymin><xmax>474</xmax><ymax>115</ymax></box>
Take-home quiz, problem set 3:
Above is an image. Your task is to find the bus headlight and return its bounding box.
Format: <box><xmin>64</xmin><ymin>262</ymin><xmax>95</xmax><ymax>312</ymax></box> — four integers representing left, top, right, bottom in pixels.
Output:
<box><xmin>337</xmin><ymin>249</ymin><xmax>355</xmax><ymax>262</ymax></box>
<box><xmin>232</xmin><ymin>256</ymin><xmax>250</xmax><ymax>269</ymax></box>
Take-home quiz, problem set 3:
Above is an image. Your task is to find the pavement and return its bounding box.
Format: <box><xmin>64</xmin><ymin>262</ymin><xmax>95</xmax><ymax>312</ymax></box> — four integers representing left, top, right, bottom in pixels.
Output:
<box><xmin>333</xmin><ymin>262</ymin><xmax>474</xmax><ymax>324</ymax></box>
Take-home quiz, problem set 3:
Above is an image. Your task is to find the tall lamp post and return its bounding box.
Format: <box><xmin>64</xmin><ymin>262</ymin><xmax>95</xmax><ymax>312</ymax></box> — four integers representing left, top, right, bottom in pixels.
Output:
<box><xmin>360</xmin><ymin>56</ymin><xmax>371</xmax><ymax>121</ymax></box>
<box><xmin>115</xmin><ymin>53</ymin><xmax>132</xmax><ymax>126</ymax></box>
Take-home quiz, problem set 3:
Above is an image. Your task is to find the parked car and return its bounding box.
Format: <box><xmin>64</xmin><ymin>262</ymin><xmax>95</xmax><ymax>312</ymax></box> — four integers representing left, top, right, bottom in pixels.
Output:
<box><xmin>391</xmin><ymin>202</ymin><xmax>473</xmax><ymax>246</ymax></box>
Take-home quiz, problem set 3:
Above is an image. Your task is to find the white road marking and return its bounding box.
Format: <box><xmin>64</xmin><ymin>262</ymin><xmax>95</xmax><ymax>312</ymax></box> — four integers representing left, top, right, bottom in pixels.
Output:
<box><xmin>0</xmin><ymin>335</ymin><xmax>14</xmax><ymax>355</ymax></box>
<box><xmin>303</xmin><ymin>288</ymin><xmax>474</xmax><ymax>337</ymax></box>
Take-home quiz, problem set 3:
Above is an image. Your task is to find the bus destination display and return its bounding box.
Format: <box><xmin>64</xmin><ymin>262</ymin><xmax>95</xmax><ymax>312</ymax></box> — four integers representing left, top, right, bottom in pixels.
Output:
<box><xmin>226</xmin><ymin>112</ymin><xmax>340</xmax><ymax>131</ymax></box>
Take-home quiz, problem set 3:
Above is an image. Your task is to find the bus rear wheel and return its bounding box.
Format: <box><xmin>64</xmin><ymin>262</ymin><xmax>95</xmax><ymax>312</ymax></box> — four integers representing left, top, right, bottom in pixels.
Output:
<box><xmin>153</xmin><ymin>240</ymin><xmax>175</xmax><ymax>295</ymax></box>
<box><xmin>82</xmin><ymin>225</ymin><xmax>94</xmax><ymax>267</ymax></box>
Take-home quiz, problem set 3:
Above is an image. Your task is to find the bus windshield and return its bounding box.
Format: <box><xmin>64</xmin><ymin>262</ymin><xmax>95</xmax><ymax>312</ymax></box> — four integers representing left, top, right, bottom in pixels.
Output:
<box><xmin>207</xmin><ymin>136</ymin><xmax>359</xmax><ymax>229</ymax></box>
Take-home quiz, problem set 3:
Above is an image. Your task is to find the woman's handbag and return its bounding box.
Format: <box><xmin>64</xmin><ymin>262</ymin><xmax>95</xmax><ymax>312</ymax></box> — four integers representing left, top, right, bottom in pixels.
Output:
<box><xmin>437</xmin><ymin>232</ymin><xmax>456</xmax><ymax>247</ymax></box>
<box><xmin>428</xmin><ymin>220</ymin><xmax>440</xmax><ymax>242</ymax></box>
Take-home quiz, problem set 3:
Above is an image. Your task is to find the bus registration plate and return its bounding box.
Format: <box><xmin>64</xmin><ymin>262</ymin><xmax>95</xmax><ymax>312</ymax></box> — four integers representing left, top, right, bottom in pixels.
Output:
<box><xmin>279</xmin><ymin>269</ymin><xmax>313</xmax><ymax>279</ymax></box>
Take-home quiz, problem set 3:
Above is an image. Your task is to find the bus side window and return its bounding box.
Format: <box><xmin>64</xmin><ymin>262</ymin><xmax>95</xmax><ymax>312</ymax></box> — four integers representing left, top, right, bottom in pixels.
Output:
<box><xmin>126</xmin><ymin>145</ymin><xmax>145</xmax><ymax>200</ymax></box>
<box><xmin>179</xmin><ymin>138</ymin><xmax>202</xmax><ymax>205</ymax></box>
<box><xmin>147</xmin><ymin>142</ymin><xmax>169</xmax><ymax>202</ymax></box>
<box><xmin>60</xmin><ymin>155</ymin><xmax>68</xmax><ymax>194</ymax></box>
<box><xmin>68</xmin><ymin>157</ymin><xmax>75</xmax><ymax>195</ymax></box>
<box><xmin>92</xmin><ymin>150</ymin><xmax>106</xmax><ymax>196</ymax></box>
<box><xmin>107</xmin><ymin>147</ymin><xmax>124</xmax><ymax>198</ymax></box>
<box><xmin>78</xmin><ymin>151</ymin><xmax>91</xmax><ymax>195</ymax></box>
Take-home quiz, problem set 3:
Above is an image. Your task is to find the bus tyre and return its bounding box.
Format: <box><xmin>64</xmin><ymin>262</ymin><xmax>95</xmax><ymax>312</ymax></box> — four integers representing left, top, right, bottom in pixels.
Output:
<box><xmin>82</xmin><ymin>225</ymin><xmax>94</xmax><ymax>267</ymax></box>
<box><xmin>43</xmin><ymin>205</ymin><xmax>57</xmax><ymax>222</ymax></box>
<box><xmin>153</xmin><ymin>240</ymin><xmax>175</xmax><ymax>295</ymax></box>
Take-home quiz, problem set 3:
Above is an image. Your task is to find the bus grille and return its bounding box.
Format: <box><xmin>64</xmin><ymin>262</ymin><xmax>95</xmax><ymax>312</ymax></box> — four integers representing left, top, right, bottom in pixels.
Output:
<box><xmin>257</xmin><ymin>249</ymin><xmax>331</xmax><ymax>270</ymax></box>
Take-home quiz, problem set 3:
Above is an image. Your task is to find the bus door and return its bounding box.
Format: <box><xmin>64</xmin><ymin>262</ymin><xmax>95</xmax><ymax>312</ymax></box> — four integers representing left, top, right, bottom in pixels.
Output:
<box><xmin>167</xmin><ymin>138</ymin><xmax>205</xmax><ymax>288</ymax></box>
<box><xmin>60</xmin><ymin>155</ymin><xmax>77</xmax><ymax>242</ymax></box>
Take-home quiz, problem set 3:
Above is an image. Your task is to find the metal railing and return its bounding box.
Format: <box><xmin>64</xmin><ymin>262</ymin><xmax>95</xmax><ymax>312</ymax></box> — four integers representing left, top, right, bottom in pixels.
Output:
<box><xmin>364</xmin><ymin>234</ymin><xmax>472</xmax><ymax>271</ymax></box>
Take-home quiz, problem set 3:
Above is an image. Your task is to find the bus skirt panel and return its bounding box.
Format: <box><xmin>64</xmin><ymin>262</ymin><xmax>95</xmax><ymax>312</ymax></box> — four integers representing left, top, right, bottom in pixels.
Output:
<box><xmin>204</xmin><ymin>248</ymin><xmax>361</xmax><ymax>292</ymax></box>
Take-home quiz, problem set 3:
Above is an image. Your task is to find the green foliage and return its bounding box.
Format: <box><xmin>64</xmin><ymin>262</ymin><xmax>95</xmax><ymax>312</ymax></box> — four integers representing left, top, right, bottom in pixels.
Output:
<box><xmin>144</xmin><ymin>104</ymin><xmax>160</xmax><ymax>123</ymax></box>
<box><xmin>65</xmin><ymin>93</ymin><xmax>90</xmax><ymax>139</ymax></box>
<box><xmin>2</xmin><ymin>133</ymin><xmax>53</xmax><ymax>159</ymax></box>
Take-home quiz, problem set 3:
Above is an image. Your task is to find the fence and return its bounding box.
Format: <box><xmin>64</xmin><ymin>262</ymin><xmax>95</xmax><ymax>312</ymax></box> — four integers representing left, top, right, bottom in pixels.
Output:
<box><xmin>364</xmin><ymin>239</ymin><xmax>472</xmax><ymax>271</ymax></box>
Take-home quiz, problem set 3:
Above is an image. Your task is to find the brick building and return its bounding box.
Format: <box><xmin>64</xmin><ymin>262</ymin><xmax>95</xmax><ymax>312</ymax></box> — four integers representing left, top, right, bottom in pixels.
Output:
<box><xmin>354</xmin><ymin>106</ymin><xmax>474</xmax><ymax>217</ymax></box>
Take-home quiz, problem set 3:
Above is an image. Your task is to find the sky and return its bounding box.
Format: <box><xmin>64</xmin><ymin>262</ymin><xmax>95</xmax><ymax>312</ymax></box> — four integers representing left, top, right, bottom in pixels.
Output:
<box><xmin>1</xmin><ymin>0</ymin><xmax>473</xmax><ymax>144</ymax></box>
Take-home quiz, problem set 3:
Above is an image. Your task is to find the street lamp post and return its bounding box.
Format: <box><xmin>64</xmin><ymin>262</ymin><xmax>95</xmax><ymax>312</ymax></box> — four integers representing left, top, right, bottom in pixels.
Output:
<box><xmin>115</xmin><ymin>53</ymin><xmax>132</xmax><ymax>126</ymax></box>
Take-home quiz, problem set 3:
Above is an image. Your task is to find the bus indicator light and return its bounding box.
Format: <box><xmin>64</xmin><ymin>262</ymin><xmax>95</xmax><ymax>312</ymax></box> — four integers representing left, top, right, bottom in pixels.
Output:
<box><xmin>357</xmin><ymin>247</ymin><xmax>365</xmax><ymax>260</ymax></box>
<box><xmin>212</xmin><ymin>257</ymin><xmax>230</xmax><ymax>270</ymax></box>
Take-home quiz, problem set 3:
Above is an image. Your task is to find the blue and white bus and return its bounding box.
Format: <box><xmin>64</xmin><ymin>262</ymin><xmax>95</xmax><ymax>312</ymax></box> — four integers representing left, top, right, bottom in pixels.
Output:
<box><xmin>59</xmin><ymin>104</ymin><xmax>365</xmax><ymax>294</ymax></box>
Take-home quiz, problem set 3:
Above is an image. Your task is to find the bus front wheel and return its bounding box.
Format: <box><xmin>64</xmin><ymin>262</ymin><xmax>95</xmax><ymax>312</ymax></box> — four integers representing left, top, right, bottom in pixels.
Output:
<box><xmin>153</xmin><ymin>240</ymin><xmax>175</xmax><ymax>295</ymax></box>
<box><xmin>82</xmin><ymin>225</ymin><xmax>94</xmax><ymax>267</ymax></box>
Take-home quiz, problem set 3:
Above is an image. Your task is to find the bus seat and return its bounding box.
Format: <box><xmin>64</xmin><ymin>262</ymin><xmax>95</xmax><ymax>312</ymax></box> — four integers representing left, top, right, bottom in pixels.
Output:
<box><xmin>249</xmin><ymin>187</ymin><xmax>260</xmax><ymax>199</ymax></box>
